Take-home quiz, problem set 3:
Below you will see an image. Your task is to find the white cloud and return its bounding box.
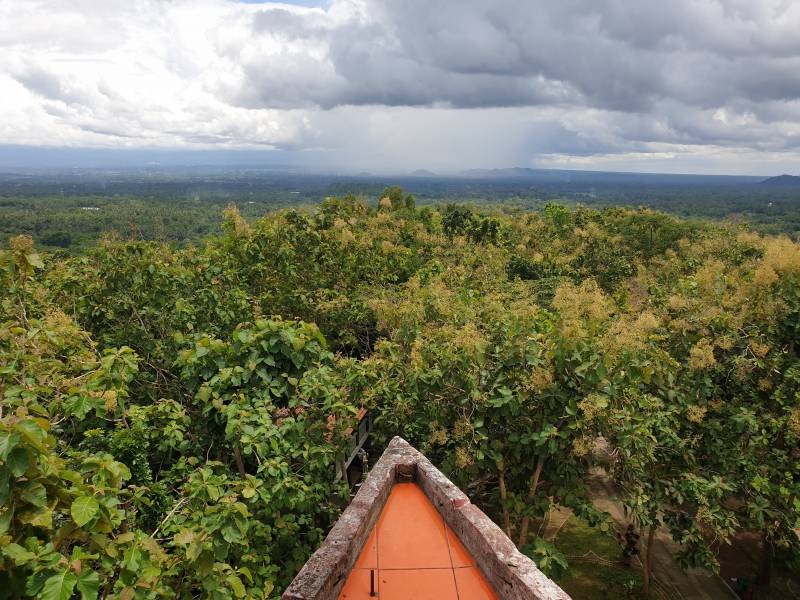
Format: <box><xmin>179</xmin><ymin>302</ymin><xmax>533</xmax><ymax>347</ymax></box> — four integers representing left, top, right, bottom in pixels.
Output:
<box><xmin>0</xmin><ymin>0</ymin><xmax>314</xmax><ymax>149</ymax></box>
<box><xmin>1</xmin><ymin>0</ymin><xmax>800</xmax><ymax>173</ymax></box>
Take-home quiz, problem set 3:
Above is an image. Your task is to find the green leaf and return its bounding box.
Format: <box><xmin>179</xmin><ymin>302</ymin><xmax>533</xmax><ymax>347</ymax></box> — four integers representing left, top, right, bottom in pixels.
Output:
<box><xmin>20</xmin><ymin>482</ymin><xmax>47</xmax><ymax>507</ymax></box>
<box><xmin>76</xmin><ymin>570</ymin><xmax>100</xmax><ymax>600</ymax></box>
<box><xmin>114</xmin><ymin>532</ymin><xmax>135</xmax><ymax>545</ymax></box>
<box><xmin>25</xmin><ymin>252</ymin><xmax>45</xmax><ymax>269</ymax></box>
<box><xmin>40</xmin><ymin>570</ymin><xmax>78</xmax><ymax>600</ymax></box>
<box><xmin>121</xmin><ymin>546</ymin><xmax>142</xmax><ymax>572</ymax></box>
<box><xmin>186</xmin><ymin>542</ymin><xmax>202</xmax><ymax>562</ymax></box>
<box><xmin>0</xmin><ymin>508</ymin><xmax>13</xmax><ymax>535</ymax></box>
<box><xmin>7</xmin><ymin>447</ymin><xmax>31</xmax><ymax>477</ymax></box>
<box><xmin>228</xmin><ymin>575</ymin><xmax>246</xmax><ymax>598</ymax></box>
<box><xmin>197</xmin><ymin>386</ymin><xmax>211</xmax><ymax>402</ymax></box>
<box><xmin>2</xmin><ymin>543</ymin><xmax>36</xmax><ymax>565</ymax></box>
<box><xmin>221</xmin><ymin>524</ymin><xmax>243</xmax><ymax>544</ymax></box>
<box><xmin>64</xmin><ymin>395</ymin><xmax>104</xmax><ymax>420</ymax></box>
<box><xmin>71</xmin><ymin>496</ymin><xmax>99</xmax><ymax>527</ymax></box>
<box><xmin>16</xmin><ymin>419</ymin><xmax>48</xmax><ymax>451</ymax></box>
<box><xmin>0</xmin><ymin>431</ymin><xmax>19</xmax><ymax>460</ymax></box>
<box><xmin>21</xmin><ymin>506</ymin><xmax>53</xmax><ymax>529</ymax></box>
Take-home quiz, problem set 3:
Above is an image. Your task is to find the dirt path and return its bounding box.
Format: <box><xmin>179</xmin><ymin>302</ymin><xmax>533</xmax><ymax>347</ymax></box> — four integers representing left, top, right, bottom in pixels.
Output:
<box><xmin>540</xmin><ymin>505</ymin><xmax>573</xmax><ymax>541</ymax></box>
<box><xmin>585</xmin><ymin>467</ymin><xmax>739</xmax><ymax>600</ymax></box>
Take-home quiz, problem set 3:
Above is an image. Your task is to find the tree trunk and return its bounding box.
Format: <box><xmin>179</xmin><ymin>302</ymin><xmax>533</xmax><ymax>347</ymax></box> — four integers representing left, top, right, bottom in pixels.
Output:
<box><xmin>758</xmin><ymin>530</ymin><xmax>772</xmax><ymax>586</ymax></box>
<box><xmin>233</xmin><ymin>445</ymin><xmax>246</xmax><ymax>478</ymax></box>
<box><xmin>498</xmin><ymin>469</ymin><xmax>511</xmax><ymax>537</ymax></box>
<box><xmin>641</xmin><ymin>525</ymin><xmax>656</xmax><ymax>597</ymax></box>
<box><xmin>517</xmin><ymin>455</ymin><xmax>545</xmax><ymax>549</ymax></box>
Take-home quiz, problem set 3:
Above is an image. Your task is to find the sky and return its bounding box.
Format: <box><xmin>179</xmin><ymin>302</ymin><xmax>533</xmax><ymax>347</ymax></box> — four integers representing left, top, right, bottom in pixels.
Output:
<box><xmin>1</xmin><ymin>0</ymin><xmax>799</xmax><ymax>175</ymax></box>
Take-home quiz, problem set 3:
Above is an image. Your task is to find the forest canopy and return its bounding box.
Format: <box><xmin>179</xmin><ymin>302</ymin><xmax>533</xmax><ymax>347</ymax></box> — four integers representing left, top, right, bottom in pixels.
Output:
<box><xmin>1</xmin><ymin>193</ymin><xmax>799</xmax><ymax>599</ymax></box>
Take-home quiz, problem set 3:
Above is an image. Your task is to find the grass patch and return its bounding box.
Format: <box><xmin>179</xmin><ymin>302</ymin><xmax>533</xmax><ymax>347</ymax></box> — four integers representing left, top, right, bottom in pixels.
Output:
<box><xmin>552</xmin><ymin>517</ymin><xmax>644</xmax><ymax>600</ymax></box>
<box><xmin>554</xmin><ymin>517</ymin><xmax>622</xmax><ymax>560</ymax></box>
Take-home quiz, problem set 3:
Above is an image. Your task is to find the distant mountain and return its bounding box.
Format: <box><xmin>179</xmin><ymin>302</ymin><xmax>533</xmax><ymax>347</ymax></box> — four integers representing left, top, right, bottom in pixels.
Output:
<box><xmin>409</xmin><ymin>169</ymin><xmax>438</xmax><ymax>177</ymax></box>
<box><xmin>760</xmin><ymin>174</ymin><xmax>800</xmax><ymax>187</ymax></box>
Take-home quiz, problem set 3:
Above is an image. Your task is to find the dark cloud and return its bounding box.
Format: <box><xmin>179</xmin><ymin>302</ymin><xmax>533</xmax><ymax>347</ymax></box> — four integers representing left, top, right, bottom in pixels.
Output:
<box><xmin>236</xmin><ymin>0</ymin><xmax>800</xmax><ymax>114</ymax></box>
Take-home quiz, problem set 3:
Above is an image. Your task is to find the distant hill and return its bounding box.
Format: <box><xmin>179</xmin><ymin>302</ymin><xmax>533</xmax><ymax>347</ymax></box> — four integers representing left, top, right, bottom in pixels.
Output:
<box><xmin>409</xmin><ymin>169</ymin><xmax>438</xmax><ymax>177</ymax></box>
<box><xmin>760</xmin><ymin>174</ymin><xmax>800</xmax><ymax>187</ymax></box>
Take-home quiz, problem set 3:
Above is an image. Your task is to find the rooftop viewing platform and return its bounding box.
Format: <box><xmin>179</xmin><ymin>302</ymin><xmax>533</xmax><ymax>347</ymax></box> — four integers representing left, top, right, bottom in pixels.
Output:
<box><xmin>283</xmin><ymin>437</ymin><xmax>570</xmax><ymax>600</ymax></box>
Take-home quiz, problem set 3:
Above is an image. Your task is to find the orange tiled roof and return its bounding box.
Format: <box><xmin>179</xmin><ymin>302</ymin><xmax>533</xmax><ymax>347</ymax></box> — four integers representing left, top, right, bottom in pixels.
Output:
<box><xmin>339</xmin><ymin>483</ymin><xmax>498</xmax><ymax>600</ymax></box>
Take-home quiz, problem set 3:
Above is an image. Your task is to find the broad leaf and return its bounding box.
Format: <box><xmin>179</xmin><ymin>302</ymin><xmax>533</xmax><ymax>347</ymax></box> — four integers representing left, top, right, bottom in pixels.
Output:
<box><xmin>76</xmin><ymin>570</ymin><xmax>101</xmax><ymax>600</ymax></box>
<box><xmin>7</xmin><ymin>447</ymin><xmax>31</xmax><ymax>477</ymax></box>
<box><xmin>2</xmin><ymin>543</ymin><xmax>36</xmax><ymax>565</ymax></box>
<box><xmin>40</xmin><ymin>570</ymin><xmax>78</xmax><ymax>600</ymax></box>
<box><xmin>20</xmin><ymin>482</ymin><xmax>47</xmax><ymax>508</ymax></box>
<box><xmin>71</xmin><ymin>496</ymin><xmax>99</xmax><ymax>527</ymax></box>
<box><xmin>0</xmin><ymin>431</ymin><xmax>19</xmax><ymax>460</ymax></box>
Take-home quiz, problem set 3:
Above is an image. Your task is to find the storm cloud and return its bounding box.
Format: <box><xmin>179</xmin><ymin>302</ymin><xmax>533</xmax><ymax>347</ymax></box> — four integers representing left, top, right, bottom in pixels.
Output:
<box><xmin>1</xmin><ymin>0</ymin><xmax>800</xmax><ymax>173</ymax></box>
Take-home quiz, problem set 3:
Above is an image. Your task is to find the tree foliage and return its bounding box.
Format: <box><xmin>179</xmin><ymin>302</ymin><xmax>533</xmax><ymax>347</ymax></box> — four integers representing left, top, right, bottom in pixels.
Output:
<box><xmin>1</xmin><ymin>194</ymin><xmax>799</xmax><ymax>598</ymax></box>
